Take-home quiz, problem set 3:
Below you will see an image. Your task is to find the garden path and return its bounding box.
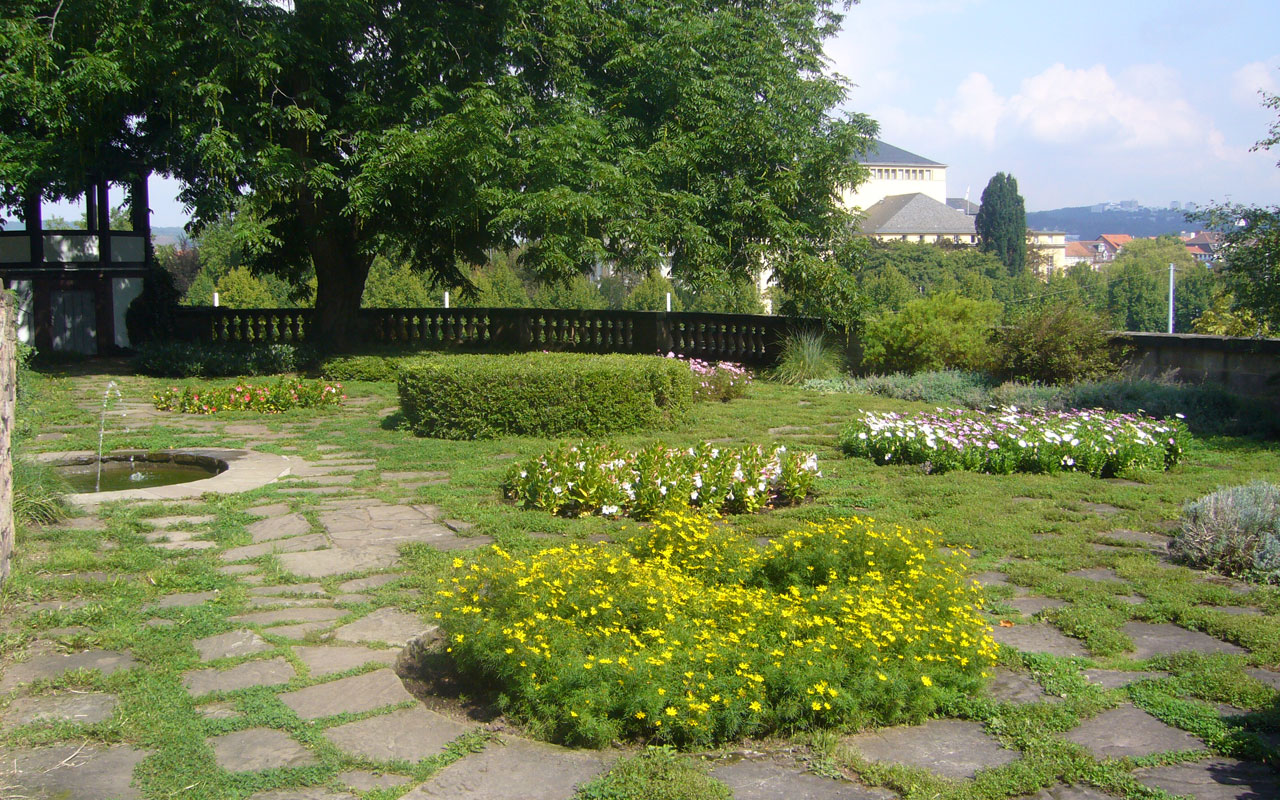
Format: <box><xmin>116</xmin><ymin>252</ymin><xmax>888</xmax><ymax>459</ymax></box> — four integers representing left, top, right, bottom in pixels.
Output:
<box><xmin>1</xmin><ymin>373</ymin><xmax>1278</xmax><ymax>799</ymax></box>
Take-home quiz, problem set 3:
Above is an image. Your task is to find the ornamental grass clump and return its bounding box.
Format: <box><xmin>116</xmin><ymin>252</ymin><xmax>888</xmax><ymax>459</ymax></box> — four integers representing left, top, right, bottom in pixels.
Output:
<box><xmin>153</xmin><ymin>379</ymin><xmax>345</xmax><ymax>414</ymax></box>
<box><xmin>1171</xmin><ymin>482</ymin><xmax>1280</xmax><ymax>583</ymax></box>
<box><xmin>435</xmin><ymin>512</ymin><xmax>996</xmax><ymax>748</ymax></box>
<box><xmin>839</xmin><ymin>406</ymin><xmax>1188</xmax><ymax>477</ymax></box>
<box><xmin>504</xmin><ymin>442</ymin><xmax>819</xmax><ymax>519</ymax></box>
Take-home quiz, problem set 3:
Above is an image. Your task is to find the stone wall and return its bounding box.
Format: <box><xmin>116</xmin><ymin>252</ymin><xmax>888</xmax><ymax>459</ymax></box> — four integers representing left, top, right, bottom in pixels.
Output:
<box><xmin>1114</xmin><ymin>331</ymin><xmax>1280</xmax><ymax>400</ymax></box>
<box><xmin>1</xmin><ymin>292</ymin><xmax>14</xmax><ymax>587</ymax></box>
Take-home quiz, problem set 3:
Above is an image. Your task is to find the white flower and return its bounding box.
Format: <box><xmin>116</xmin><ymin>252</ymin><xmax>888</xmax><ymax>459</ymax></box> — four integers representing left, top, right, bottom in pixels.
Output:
<box><xmin>690</xmin><ymin>491</ymin><xmax>699</xmax><ymax>501</ymax></box>
<box><xmin>552</xmin><ymin>486</ymin><xmax>563</xmax><ymax>495</ymax></box>
<box><xmin>519</xmin><ymin>470</ymin><xmax>528</xmax><ymax>478</ymax></box>
<box><xmin>601</xmin><ymin>504</ymin><xmax>619</xmax><ymax>515</ymax></box>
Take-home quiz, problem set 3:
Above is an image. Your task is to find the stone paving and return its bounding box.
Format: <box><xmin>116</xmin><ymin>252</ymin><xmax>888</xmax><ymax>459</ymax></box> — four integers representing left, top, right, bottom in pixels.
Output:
<box><xmin>4</xmin><ymin>410</ymin><xmax>1280</xmax><ymax>799</ymax></box>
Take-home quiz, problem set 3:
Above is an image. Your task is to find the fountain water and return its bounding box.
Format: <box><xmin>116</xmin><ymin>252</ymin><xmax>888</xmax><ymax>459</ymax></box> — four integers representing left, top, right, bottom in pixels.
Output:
<box><xmin>95</xmin><ymin>381</ymin><xmax>124</xmax><ymax>492</ymax></box>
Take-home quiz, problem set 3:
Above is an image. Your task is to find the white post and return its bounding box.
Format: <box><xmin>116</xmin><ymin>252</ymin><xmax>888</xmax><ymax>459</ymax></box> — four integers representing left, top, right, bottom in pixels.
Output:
<box><xmin>444</xmin><ymin>291</ymin><xmax>450</xmax><ymax>309</ymax></box>
<box><xmin>1167</xmin><ymin>262</ymin><xmax>1175</xmax><ymax>334</ymax></box>
<box><xmin>212</xmin><ymin>291</ymin><xmax>219</xmax><ymax>308</ymax></box>
<box><xmin>665</xmin><ymin>292</ymin><xmax>671</xmax><ymax>312</ymax></box>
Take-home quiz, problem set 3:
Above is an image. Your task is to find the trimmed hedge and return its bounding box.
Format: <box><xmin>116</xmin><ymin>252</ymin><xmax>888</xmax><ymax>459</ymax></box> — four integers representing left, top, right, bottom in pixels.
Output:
<box><xmin>134</xmin><ymin>341</ymin><xmax>310</xmax><ymax>378</ymax></box>
<box><xmin>398</xmin><ymin>353</ymin><xmax>693</xmax><ymax>439</ymax></box>
<box><xmin>318</xmin><ymin>353</ymin><xmax>431</xmax><ymax>382</ymax></box>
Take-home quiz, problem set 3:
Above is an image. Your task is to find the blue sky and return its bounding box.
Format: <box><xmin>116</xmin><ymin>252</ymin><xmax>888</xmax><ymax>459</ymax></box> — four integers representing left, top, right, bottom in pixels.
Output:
<box><xmin>44</xmin><ymin>0</ymin><xmax>1280</xmax><ymax>227</ymax></box>
<box><xmin>826</xmin><ymin>0</ymin><xmax>1280</xmax><ymax>211</ymax></box>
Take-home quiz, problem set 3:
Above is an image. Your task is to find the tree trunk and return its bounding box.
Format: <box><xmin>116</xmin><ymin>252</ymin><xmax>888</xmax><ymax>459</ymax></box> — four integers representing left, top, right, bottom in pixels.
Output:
<box><xmin>310</xmin><ymin>233</ymin><xmax>372</xmax><ymax>353</ymax></box>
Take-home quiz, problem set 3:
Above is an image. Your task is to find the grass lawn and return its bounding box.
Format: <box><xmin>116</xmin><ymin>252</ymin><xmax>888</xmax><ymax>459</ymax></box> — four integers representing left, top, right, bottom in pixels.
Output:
<box><xmin>2</xmin><ymin>360</ymin><xmax>1278</xmax><ymax>799</ymax></box>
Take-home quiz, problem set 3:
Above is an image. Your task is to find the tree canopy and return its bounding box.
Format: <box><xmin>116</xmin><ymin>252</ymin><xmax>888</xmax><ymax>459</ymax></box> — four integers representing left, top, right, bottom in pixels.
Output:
<box><xmin>1</xmin><ymin>0</ymin><xmax>876</xmax><ymax>348</ymax></box>
<box><xmin>974</xmin><ymin>172</ymin><xmax>1026</xmax><ymax>275</ymax></box>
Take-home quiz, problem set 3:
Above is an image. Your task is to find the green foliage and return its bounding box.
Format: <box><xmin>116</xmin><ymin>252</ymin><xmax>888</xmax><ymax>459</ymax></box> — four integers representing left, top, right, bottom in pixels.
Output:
<box><xmin>860</xmin><ymin>293</ymin><xmax>1000</xmax><ymax>373</ymax></box>
<box><xmin>1061</xmin><ymin>375</ymin><xmax>1280</xmax><ymax>439</ymax></box>
<box><xmin>213</xmin><ymin>267</ymin><xmax>277</xmax><ymax>309</ymax></box>
<box><xmin>997</xmin><ymin>301</ymin><xmax>1118</xmax><ymax>385</ymax></box>
<box><xmin>853</xmin><ymin>241</ymin><xmax>1004</xmax><ymax>313</ymax></box>
<box><xmin>1192</xmin><ymin>292</ymin><xmax>1272</xmax><ymax>337</ymax></box>
<box><xmin>678</xmin><ymin>276</ymin><xmax>766</xmax><ymax>315</ymax></box>
<box><xmin>531</xmin><ymin>275</ymin><xmax>610</xmax><ymax>310</ymax></box>
<box><xmin>774</xmin><ymin>255</ymin><xmax>867</xmax><ymax>331</ymax></box>
<box><xmin>153</xmin><ymin>379</ymin><xmax>345</xmax><ymax>414</ymax></box>
<box><xmin>318</xmin><ymin>353</ymin><xmax>429</xmax><ymax>383</ymax></box>
<box><xmin>576</xmin><ymin>747</ymin><xmax>730</xmax><ymax>800</ymax></box>
<box><xmin>1192</xmin><ymin>203</ymin><xmax>1280</xmax><ymax>331</ymax></box>
<box><xmin>124</xmin><ymin>265</ymin><xmax>181</xmax><ymax>347</ymax></box>
<box><xmin>133</xmin><ymin>341</ymin><xmax>307</xmax><ymax>378</ymax></box>
<box><xmin>397</xmin><ymin>353</ymin><xmax>693</xmax><ymax>439</ymax></box>
<box><xmin>1100</xmin><ymin>237</ymin><xmax>1206</xmax><ymax>332</ymax></box>
<box><xmin>975</xmin><ymin>172</ymin><xmax>1026</xmax><ymax>274</ymax></box>
<box><xmin>504</xmin><ymin>442</ymin><xmax>818</xmax><ymax>519</ymax></box>
<box><xmin>435</xmin><ymin>512</ymin><xmax>995</xmax><ymax>747</ymax></box>
<box><xmin>832</xmin><ymin>370</ymin><xmax>994</xmax><ymax>406</ymax></box>
<box><xmin>12</xmin><ymin>456</ymin><xmax>70</xmax><ymax>526</ymax></box>
<box><xmin>623</xmin><ymin>270</ymin><xmax>682</xmax><ymax>312</ymax></box>
<box><xmin>680</xmin><ymin>357</ymin><xmax>753</xmax><ymax>402</ymax></box>
<box><xmin>361</xmin><ymin>258</ymin><xmax>440</xmax><ymax>308</ymax></box>
<box><xmin>470</xmin><ymin>258</ymin><xmax>531</xmax><ymax>308</ymax></box>
<box><xmin>1171</xmin><ymin>482</ymin><xmax>1280</xmax><ymax>584</ymax></box>
<box><xmin>772</xmin><ymin>331</ymin><xmax>844</xmax><ymax>384</ymax></box>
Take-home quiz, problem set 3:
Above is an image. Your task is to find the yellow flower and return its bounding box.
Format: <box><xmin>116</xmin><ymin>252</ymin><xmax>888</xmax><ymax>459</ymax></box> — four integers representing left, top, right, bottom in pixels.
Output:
<box><xmin>921</xmin><ymin>675</ymin><xmax>933</xmax><ymax>686</ymax></box>
<box><xmin>876</xmin><ymin>672</ymin><xmax>887</xmax><ymax>681</ymax></box>
<box><xmin>749</xmin><ymin>701</ymin><xmax>762</xmax><ymax>712</ymax></box>
<box><xmin>665</xmin><ymin>707</ymin><xmax>678</xmax><ymax>717</ymax></box>
<box><xmin>635</xmin><ymin>711</ymin><xmax>646</xmax><ymax>719</ymax></box>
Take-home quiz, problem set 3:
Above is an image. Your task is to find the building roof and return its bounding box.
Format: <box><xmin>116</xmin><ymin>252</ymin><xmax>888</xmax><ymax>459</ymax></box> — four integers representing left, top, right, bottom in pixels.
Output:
<box><xmin>946</xmin><ymin>197</ymin><xmax>980</xmax><ymax>214</ymax></box>
<box><xmin>859</xmin><ymin>193</ymin><xmax>976</xmax><ymax>236</ymax></box>
<box><xmin>860</xmin><ymin>140</ymin><xmax>945</xmax><ymax>167</ymax></box>
<box><xmin>1183</xmin><ymin>231</ymin><xmax>1222</xmax><ymax>247</ymax></box>
<box><xmin>1065</xmin><ymin>241</ymin><xmax>1095</xmax><ymax>258</ymax></box>
<box><xmin>1186</xmin><ymin>244</ymin><xmax>1213</xmax><ymax>255</ymax></box>
<box><xmin>1098</xmin><ymin>233</ymin><xmax>1133</xmax><ymax>250</ymax></box>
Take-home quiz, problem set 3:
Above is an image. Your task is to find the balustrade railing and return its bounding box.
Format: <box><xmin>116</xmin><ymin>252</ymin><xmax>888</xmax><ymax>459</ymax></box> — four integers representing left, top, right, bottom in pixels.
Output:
<box><xmin>172</xmin><ymin>306</ymin><xmax>819</xmax><ymax>365</ymax></box>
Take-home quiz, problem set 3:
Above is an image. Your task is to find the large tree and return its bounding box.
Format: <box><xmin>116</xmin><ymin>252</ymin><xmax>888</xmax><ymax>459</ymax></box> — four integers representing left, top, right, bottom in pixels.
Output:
<box><xmin>974</xmin><ymin>172</ymin><xmax>1026</xmax><ymax>275</ymax></box>
<box><xmin>2</xmin><ymin>0</ymin><xmax>876</xmax><ymax>349</ymax></box>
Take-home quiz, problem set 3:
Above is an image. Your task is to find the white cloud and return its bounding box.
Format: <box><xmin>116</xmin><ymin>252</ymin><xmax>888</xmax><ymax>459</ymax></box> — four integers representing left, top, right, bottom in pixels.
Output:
<box><xmin>1231</xmin><ymin>60</ymin><xmax>1280</xmax><ymax>107</ymax></box>
<box><xmin>943</xmin><ymin>73</ymin><xmax>1005</xmax><ymax>147</ymax></box>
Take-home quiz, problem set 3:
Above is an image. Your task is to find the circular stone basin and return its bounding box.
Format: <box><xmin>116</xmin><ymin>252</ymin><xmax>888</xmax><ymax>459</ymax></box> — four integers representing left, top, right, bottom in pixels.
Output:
<box><xmin>37</xmin><ymin>449</ymin><xmax>295</xmax><ymax>506</ymax></box>
<box><xmin>56</xmin><ymin>453</ymin><xmax>226</xmax><ymax>494</ymax></box>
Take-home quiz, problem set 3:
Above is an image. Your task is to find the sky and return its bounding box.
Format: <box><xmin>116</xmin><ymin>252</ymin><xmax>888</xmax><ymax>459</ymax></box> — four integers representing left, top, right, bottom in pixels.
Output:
<box><xmin>39</xmin><ymin>0</ymin><xmax>1280</xmax><ymax>227</ymax></box>
<box><xmin>826</xmin><ymin>0</ymin><xmax>1280</xmax><ymax>211</ymax></box>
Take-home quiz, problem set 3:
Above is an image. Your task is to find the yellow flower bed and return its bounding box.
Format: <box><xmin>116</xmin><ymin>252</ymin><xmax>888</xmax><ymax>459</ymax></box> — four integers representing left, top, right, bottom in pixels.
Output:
<box><xmin>434</xmin><ymin>512</ymin><xmax>996</xmax><ymax>748</ymax></box>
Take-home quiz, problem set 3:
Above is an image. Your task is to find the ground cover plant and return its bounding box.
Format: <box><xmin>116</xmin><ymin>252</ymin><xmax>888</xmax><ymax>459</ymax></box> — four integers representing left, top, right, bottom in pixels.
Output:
<box><xmin>665</xmin><ymin>353</ymin><xmax>752</xmax><ymax>402</ymax></box>
<box><xmin>153</xmin><ymin>378</ymin><xmax>345</xmax><ymax>414</ymax></box>
<box><xmin>839</xmin><ymin>407</ymin><xmax>1189</xmax><ymax>476</ymax></box>
<box><xmin>134</xmin><ymin>340</ymin><xmax>309</xmax><ymax>377</ymax></box>
<box><xmin>1171</xmin><ymin>481</ymin><xmax>1280</xmax><ymax>584</ymax></box>
<box><xmin>503</xmin><ymin>442</ymin><xmax>819</xmax><ymax>519</ymax></box>
<box><xmin>435</xmin><ymin>512</ymin><xmax>996</xmax><ymax>748</ymax></box>
<box><xmin>398</xmin><ymin>353</ymin><xmax>693</xmax><ymax>439</ymax></box>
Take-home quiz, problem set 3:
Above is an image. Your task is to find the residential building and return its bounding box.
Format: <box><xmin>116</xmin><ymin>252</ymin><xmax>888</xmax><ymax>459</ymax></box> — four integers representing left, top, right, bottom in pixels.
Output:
<box><xmin>844</xmin><ymin>141</ymin><xmax>948</xmax><ymax>209</ymax></box>
<box><xmin>1026</xmin><ymin>230</ymin><xmax>1067</xmax><ymax>274</ymax></box>
<box><xmin>856</xmin><ymin>193</ymin><xmax>977</xmax><ymax>244</ymax></box>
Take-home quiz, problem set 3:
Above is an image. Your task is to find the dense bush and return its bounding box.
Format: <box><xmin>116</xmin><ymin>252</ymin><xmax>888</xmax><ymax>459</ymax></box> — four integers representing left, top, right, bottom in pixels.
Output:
<box><xmin>840</xmin><ymin>407</ymin><xmax>1189</xmax><ymax>476</ymax></box>
<box><xmin>398</xmin><ymin>353</ymin><xmax>693</xmax><ymax>439</ymax></box>
<box><xmin>832</xmin><ymin>370</ymin><xmax>993</xmax><ymax>406</ymax></box>
<box><xmin>504</xmin><ymin>442</ymin><xmax>819</xmax><ymax>519</ymax></box>
<box><xmin>772</xmin><ymin>330</ymin><xmax>844</xmax><ymax>384</ymax></box>
<box><xmin>998</xmin><ymin>302</ymin><xmax>1118</xmax><ymax>385</ymax></box>
<box><xmin>154</xmin><ymin>379</ymin><xmax>345</xmax><ymax>414</ymax></box>
<box><xmin>1171</xmin><ymin>482</ymin><xmax>1280</xmax><ymax>583</ymax></box>
<box><xmin>860</xmin><ymin>293</ymin><xmax>1000</xmax><ymax>374</ymax></box>
<box><xmin>435</xmin><ymin>512</ymin><xmax>995</xmax><ymax>747</ymax></box>
<box><xmin>317</xmin><ymin>353</ymin><xmax>431</xmax><ymax>382</ymax></box>
<box><xmin>134</xmin><ymin>341</ymin><xmax>308</xmax><ymax>378</ymax></box>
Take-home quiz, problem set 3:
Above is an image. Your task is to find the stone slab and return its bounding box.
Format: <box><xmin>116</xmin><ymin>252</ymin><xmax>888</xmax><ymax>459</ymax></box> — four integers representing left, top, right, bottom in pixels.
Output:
<box><xmin>246</xmin><ymin>596</ymin><xmax>332</xmax><ymax>609</ymax></box>
<box><xmin>294</xmin><ymin>645</ymin><xmax>399</xmax><ymax>677</ymax></box>
<box><xmin>338</xmin><ymin>574</ymin><xmax>400</xmax><ymax>592</ymax></box>
<box><xmin>711</xmin><ymin>759</ymin><xmax>894</xmax><ymax>800</ymax></box>
<box><xmin>0</xmin><ymin>649</ymin><xmax>136</xmax><ymax>692</ymax></box>
<box><xmin>1066</xmin><ymin>567</ymin><xmax>1126</xmax><ymax>583</ymax></box>
<box><xmin>330</xmin><ymin>608</ymin><xmax>429</xmax><ymax>647</ymax></box>
<box><xmin>277</xmin><ymin>546</ymin><xmax>399</xmax><ymax>578</ymax></box>
<box><xmin>221</xmin><ymin>533</ymin><xmax>328</xmax><ymax>562</ymax></box>
<box><xmin>1063</xmin><ymin>705</ymin><xmax>1203</xmax><ymax>758</ymax></box>
<box><xmin>327</xmin><ymin>524</ymin><xmax>462</xmax><ymax>549</ymax></box>
<box><xmin>1009</xmin><ymin>596</ymin><xmax>1067</xmax><ymax>616</ymax></box>
<box><xmin>972</xmin><ymin>571</ymin><xmax>1010</xmax><ymax>587</ymax></box>
<box><xmin>265</xmin><ymin>621</ymin><xmax>335</xmax><ymax>639</ymax></box>
<box><xmin>984</xmin><ymin>669</ymin><xmax>1052</xmax><ymax>704</ymax></box>
<box><xmin>250</xmin><ymin>583</ymin><xmax>327</xmax><ymax>597</ymax></box>
<box><xmin>248</xmin><ymin>512</ymin><xmax>311</xmax><ymax>543</ymax></box>
<box><xmin>145</xmin><ymin>590</ymin><xmax>220</xmax><ymax>610</ymax></box>
<box><xmin>197</xmin><ymin>701</ymin><xmax>242</xmax><ymax>720</ymax></box>
<box><xmin>1136</xmin><ymin>758</ymin><xmax>1280</xmax><ymax>800</ymax></box>
<box><xmin>149</xmin><ymin>514</ymin><xmax>216</xmax><ymax>528</ymax></box>
<box><xmin>0</xmin><ymin>743</ymin><xmax>149</xmax><ymax>799</ymax></box>
<box><xmin>229</xmin><ymin>607</ymin><xmax>347</xmax><ymax>626</ymax></box>
<box><xmin>1018</xmin><ymin>786</ymin><xmax>1115</xmax><ymax>800</ymax></box>
<box><xmin>339</xmin><ymin>771</ymin><xmax>413</xmax><ymax>791</ymax></box>
<box><xmin>1122</xmin><ymin>622</ymin><xmax>1245</xmax><ymax>659</ymax></box>
<box><xmin>403</xmin><ymin>736</ymin><xmax>616</xmax><ymax>799</ymax></box>
<box><xmin>183</xmin><ymin>657</ymin><xmax>296</xmax><ymax>695</ymax></box>
<box><xmin>991</xmin><ymin>624</ymin><xmax>1088</xmax><ymax>657</ymax></box>
<box><xmin>193</xmin><ymin>629</ymin><xmax>272</xmax><ymax>661</ymax></box>
<box><xmin>279</xmin><ymin>669</ymin><xmax>414</xmax><ymax>720</ymax></box>
<box><xmin>2</xmin><ymin>692</ymin><xmax>118</xmax><ymax>727</ymax></box>
<box><xmin>1247</xmin><ymin>668</ymin><xmax>1280</xmax><ymax>689</ymax></box>
<box><xmin>1080</xmin><ymin>502</ymin><xmax>1122</xmax><ymax>515</ymax></box>
<box><xmin>245</xmin><ymin>502</ymin><xmax>292</xmax><ymax>518</ymax></box>
<box><xmin>844</xmin><ymin>719</ymin><xmax>1019</xmax><ymax>780</ymax></box>
<box><xmin>325</xmin><ymin>706</ymin><xmax>474</xmax><ymax>762</ymax></box>
<box><xmin>1082</xmin><ymin>669</ymin><xmax>1169</xmax><ymax>689</ymax></box>
<box><xmin>210</xmin><ymin>727</ymin><xmax>318</xmax><ymax>772</ymax></box>
<box><xmin>153</xmin><ymin>539</ymin><xmax>218</xmax><ymax>552</ymax></box>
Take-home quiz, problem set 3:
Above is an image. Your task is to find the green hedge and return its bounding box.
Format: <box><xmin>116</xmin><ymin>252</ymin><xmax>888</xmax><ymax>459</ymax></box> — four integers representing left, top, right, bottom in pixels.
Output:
<box><xmin>318</xmin><ymin>353</ymin><xmax>432</xmax><ymax>382</ymax></box>
<box><xmin>398</xmin><ymin>353</ymin><xmax>693</xmax><ymax>439</ymax></box>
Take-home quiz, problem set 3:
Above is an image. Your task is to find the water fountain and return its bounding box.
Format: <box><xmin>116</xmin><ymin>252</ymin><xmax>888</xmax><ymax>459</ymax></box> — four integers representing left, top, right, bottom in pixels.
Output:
<box><xmin>95</xmin><ymin>381</ymin><xmax>124</xmax><ymax>492</ymax></box>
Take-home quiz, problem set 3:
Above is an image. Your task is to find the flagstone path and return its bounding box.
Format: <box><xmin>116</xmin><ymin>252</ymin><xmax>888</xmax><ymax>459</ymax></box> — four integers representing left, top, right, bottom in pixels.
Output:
<box><xmin>3</xmin><ymin>389</ymin><xmax>1279</xmax><ymax>798</ymax></box>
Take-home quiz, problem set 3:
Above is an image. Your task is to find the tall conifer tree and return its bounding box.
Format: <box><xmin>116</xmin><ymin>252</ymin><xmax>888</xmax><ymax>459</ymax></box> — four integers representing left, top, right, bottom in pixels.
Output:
<box><xmin>975</xmin><ymin>173</ymin><xmax>1027</xmax><ymax>275</ymax></box>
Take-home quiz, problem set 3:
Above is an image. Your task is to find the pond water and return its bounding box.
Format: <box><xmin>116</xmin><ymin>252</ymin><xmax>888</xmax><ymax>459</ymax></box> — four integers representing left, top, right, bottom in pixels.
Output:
<box><xmin>58</xmin><ymin>459</ymin><xmax>222</xmax><ymax>493</ymax></box>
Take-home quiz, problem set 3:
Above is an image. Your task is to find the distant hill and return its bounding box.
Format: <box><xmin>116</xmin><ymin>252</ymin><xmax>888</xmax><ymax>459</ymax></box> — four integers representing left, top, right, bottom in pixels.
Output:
<box><xmin>151</xmin><ymin>226</ymin><xmax>189</xmax><ymax>247</ymax></box>
<box><xmin>1026</xmin><ymin>205</ymin><xmax>1200</xmax><ymax>240</ymax></box>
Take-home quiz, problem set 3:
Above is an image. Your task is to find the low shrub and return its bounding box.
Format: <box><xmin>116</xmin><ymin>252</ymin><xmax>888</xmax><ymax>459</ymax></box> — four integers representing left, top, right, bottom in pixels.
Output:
<box><xmin>12</xmin><ymin>456</ymin><xmax>70</xmax><ymax>526</ymax></box>
<box><xmin>435</xmin><ymin>512</ymin><xmax>995</xmax><ymax>748</ymax></box>
<box><xmin>318</xmin><ymin>353</ymin><xmax>429</xmax><ymax>382</ymax></box>
<box><xmin>665</xmin><ymin>353</ymin><xmax>751</xmax><ymax>402</ymax></box>
<box><xmin>839</xmin><ymin>407</ymin><xmax>1189</xmax><ymax>476</ymax></box>
<box><xmin>504</xmin><ymin>442</ymin><xmax>819</xmax><ymax>519</ymax></box>
<box><xmin>1061</xmin><ymin>375</ymin><xmax>1280</xmax><ymax>438</ymax></box>
<box><xmin>576</xmin><ymin>746</ymin><xmax>730</xmax><ymax>800</ymax></box>
<box><xmin>997</xmin><ymin>301</ymin><xmax>1118</xmax><ymax>385</ymax></box>
<box><xmin>398</xmin><ymin>353</ymin><xmax>693</xmax><ymax>439</ymax></box>
<box><xmin>134</xmin><ymin>341</ymin><xmax>308</xmax><ymax>378</ymax></box>
<box><xmin>860</xmin><ymin>293</ymin><xmax>1000</xmax><ymax>374</ymax></box>
<box><xmin>772</xmin><ymin>330</ymin><xmax>844</xmax><ymax>384</ymax></box>
<box><xmin>153</xmin><ymin>379</ymin><xmax>345</xmax><ymax>414</ymax></box>
<box><xmin>838</xmin><ymin>370</ymin><xmax>993</xmax><ymax>406</ymax></box>
<box><xmin>1170</xmin><ymin>482</ymin><xmax>1280</xmax><ymax>583</ymax></box>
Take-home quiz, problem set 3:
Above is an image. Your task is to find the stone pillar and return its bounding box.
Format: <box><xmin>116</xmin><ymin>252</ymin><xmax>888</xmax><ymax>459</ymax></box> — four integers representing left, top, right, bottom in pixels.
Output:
<box><xmin>0</xmin><ymin>292</ymin><xmax>15</xmax><ymax>588</ymax></box>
